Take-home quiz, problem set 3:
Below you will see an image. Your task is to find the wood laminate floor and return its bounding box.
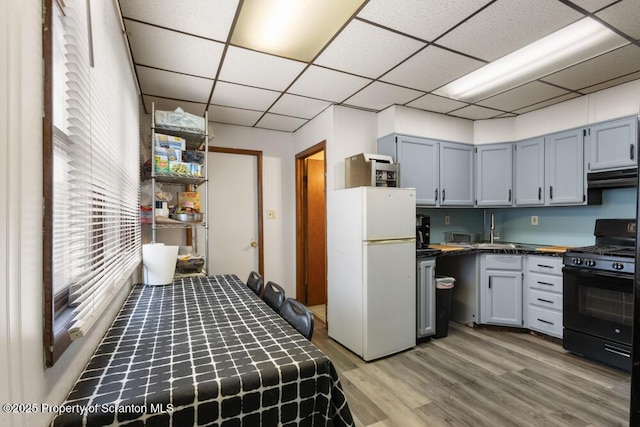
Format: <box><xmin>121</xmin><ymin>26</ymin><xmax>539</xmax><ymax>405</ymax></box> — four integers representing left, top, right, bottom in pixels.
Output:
<box><xmin>311</xmin><ymin>320</ymin><xmax>630</xmax><ymax>426</ymax></box>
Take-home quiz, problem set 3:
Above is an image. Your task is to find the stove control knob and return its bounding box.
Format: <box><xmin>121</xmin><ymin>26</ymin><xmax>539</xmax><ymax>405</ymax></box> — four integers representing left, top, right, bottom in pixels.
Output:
<box><xmin>572</xmin><ymin>258</ymin><xmax>583</xmax><ymax>265</ymax></box>
<box><xmin>613</xmin><ymin>262</ymin><xmax>624</xmax><ymax>270</ymax></box>
<box><xmin>585</xmin><ymin>259</ymin><xmax>596</xmax><ymax>267</ymax></box>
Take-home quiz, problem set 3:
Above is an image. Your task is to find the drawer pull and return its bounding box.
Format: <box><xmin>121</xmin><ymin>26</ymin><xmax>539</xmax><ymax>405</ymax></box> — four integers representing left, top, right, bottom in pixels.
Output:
<box><xmin>537</xmin><ymin>298</ymin><xmax>554</xmax><ymax>304</ymax></box>
<box><xmin>604</xmin><ymin>344</ymin><xmax>631</xmax><ymax>358</ymax></box>
<box><xmin>537</xmin><ymin>281</ymin><xmax>554</xmax><ymax>286</ymax></box>
<box><xmin>537</xmin><ymin>264</ymin><xmax>553</xmax><ymax>269</ymax></box>
<box><xmin>537</xmin><ymin>318</ymin><xmax>554</xmax><ymax>325</ymax></box>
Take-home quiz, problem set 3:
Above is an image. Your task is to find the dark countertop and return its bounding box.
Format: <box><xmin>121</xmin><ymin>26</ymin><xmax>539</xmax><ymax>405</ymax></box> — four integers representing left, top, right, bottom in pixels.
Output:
<box><xmin>417</xmin><ymin>244</ymin><xmax>568</xmax><ymax>259</ymax></box>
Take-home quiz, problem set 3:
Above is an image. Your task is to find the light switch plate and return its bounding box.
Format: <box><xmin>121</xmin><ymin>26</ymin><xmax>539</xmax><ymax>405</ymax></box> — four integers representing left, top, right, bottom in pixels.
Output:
<box><xmin>267</xmin><ymin>210</ymin><xmax>276</xmax><ymax>219</ymax></box>
<box><xmin>531</xmin><ymin>215</ymin><xmax>538</xmax><ymax>225</ymax></box>
<box><xmin>445</xmin><ymin>216</ymin><xmax>450</xmax><ymax>225</ymax></box>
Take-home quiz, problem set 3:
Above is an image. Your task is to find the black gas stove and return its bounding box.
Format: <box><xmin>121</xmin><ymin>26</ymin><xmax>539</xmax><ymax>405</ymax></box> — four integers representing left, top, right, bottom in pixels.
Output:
<box><xmin>563</xmin><ymin>218</ymin><xmax>636</xmax><ymax>372</ymax></box>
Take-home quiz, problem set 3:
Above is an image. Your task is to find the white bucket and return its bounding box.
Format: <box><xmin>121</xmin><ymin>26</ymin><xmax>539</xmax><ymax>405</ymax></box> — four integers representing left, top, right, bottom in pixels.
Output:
<box><xmin>142</xmin><ymin>243</ymin><xmax>179</xmax><ymax>285</ymax></box>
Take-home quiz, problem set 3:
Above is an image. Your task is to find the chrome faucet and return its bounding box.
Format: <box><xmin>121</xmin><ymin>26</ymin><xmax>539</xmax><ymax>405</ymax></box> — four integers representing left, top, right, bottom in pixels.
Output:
<box><xmin>490</xmin><ymin>213</ymin><xmax>496</xmax><ymax>244</ymax></box>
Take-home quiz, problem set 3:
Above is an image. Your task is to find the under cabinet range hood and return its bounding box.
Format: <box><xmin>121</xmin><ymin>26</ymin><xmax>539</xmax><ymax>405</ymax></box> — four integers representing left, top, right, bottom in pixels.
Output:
<box><xmin>587</xmin><ymin>167</ymin><xmax>637</xmax><ymax>190</ymax></box>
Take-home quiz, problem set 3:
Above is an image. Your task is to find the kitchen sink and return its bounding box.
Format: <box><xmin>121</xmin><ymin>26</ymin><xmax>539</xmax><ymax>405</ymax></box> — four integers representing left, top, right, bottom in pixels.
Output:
<box><xmin>470</xmin><ymin>242</ymin><xmax>519</xmax><ymax>249</ymax></box>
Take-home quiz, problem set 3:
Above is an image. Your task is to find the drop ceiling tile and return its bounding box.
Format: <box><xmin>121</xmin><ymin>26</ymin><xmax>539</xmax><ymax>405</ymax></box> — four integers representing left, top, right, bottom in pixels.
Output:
<box><xmin>288</xmin><ymin>66</ymin><xmax>372</xmax><ymax>102</ymax></box>
<box><xmin>314</xmin><ymin>20</ymin><xmax>425</xmax><ymax>79</ymax></box>
<box><xmin>513</xmin><ymin>93</ymin><xmax>581</xmax><ymax>114</ymax></box>
<box><xmin>436</xmin><ymin>0</ymin><xmax>582</xmax><ymax>61</ymax></box>
<box><xmin>381</xmin><ymin>45</ymin><xmax>485</xmax><ymax>92</ymax></box>
<box><xmin>269</xmin><ymin>94</ymin><xmax>332</xmax><ymax>119</ymax></box>
<box><xmin>212</xmin><ymin>82</ymin><xmax>281</xmax><ymax>111</ymax></box>
<box><xmin>119</xmin><ymin>0</ymin><xmax>238</xmax><ymax>42</ymax></box>
<box><xmin>579</xmin><ymin>72</ymin><xmax>640</xmax><ymax>94</ymax></box>
<box><xmin>357</xmin><ymin>0</ymin><xmax>492</xmax><ymax>41</ymax></box>
<box><xmin>143</xmin><ymin>96</ymin><xmax>207</xmax><ymax>116</ymax></box>
<box><xmin>448</xmin><ymin>105</ymin><xmax>504</xmax><ymax>120</ymax></box>
<box><xmin>219</xmin><ymin>47</ymin><xmax>307</xmax><ymax>91</ymax></box>
<box><xmin>207</xmin><ymin>105</ymin><xmax>263</xmax><ymax>127</ymax></box>
<box><xmin>125</xmin><ymin>20</ymin><xmax>223</xmax><ymax>78</ymax></box>
<box><xmin>256</xmin><ymin>114</ymin><xmax>308</xmax><ymax>132</ymax></box>
<box><xmin>542</xmin><ymin>44</ymin><xmax>640</xmax><ymax>91</ymax></box>
<box><xmin>136</xmin><ymin>66</ymin><xmax>213</xmax><ymax>103</ymax></box>
<box><xmin>477</xmin><ymin>82</ymin><xmax>570</xmax><ymax>112</ymax></box>
<box><xmin>570</xmin><ymin>0</ymin><xmax>618</xmax><ymax>13</ymax></box>
<box><xmin>406</xmin><ymin>94</ymin><xmax>469</xmax><ymax>113</ymax></box>
<box><xmin>596</xmin><ymin>0</ymin><xmax>640</xmax><ymax>39</ymax></box>
<box><xmin>343</xmin><ymin>81</ymin><xmax>423</xmax><ymax>111</ymax></box>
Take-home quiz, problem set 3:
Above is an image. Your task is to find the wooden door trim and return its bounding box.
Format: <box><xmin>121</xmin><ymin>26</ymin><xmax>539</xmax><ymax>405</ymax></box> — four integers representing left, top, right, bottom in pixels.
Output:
<box><xmin>295</xmin><ymin>141</ymin><xmax>326</xmax><ymax>303</ymax></box>
<box><xmin>203</xmin><ymin>146</ymin><xmax>264</xmax><ymax>277</ymax></box>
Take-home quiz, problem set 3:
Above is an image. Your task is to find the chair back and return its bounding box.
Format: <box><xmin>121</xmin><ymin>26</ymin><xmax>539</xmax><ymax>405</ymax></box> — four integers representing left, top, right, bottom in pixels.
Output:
<box><xmin>262</xmin><ymin>281</ymin><xmax>286</xmax><ymax>313</ymax></box>
<box><xmin>246</xmin><ymin>271</ymin><xmax>264</xmax><ymax>296</ymax></box>
<box><xmin>280</xmin><ymin>298</ymin><xmax>314</xmax><ymax>340</ymax></box>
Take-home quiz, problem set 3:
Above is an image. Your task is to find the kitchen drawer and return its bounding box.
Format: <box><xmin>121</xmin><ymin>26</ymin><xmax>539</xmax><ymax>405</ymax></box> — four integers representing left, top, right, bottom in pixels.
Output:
<box><xmin>485</xmin><ymin>255</ymin><xmax>522</xmax><ymax>270</ymax></box>
<box><xmin>527</xmin><ymin>256</ymin><xmax>562</xmax><ymax>275</ymax></box>
<box><xmin>529</xmin><ymin>288</ymin><xmax>562</xmax><ymax>310</ymax></box>
<box><xmin>527</xmin><ymin>272</ymin><xmax>563</xmax><ymax>293</ymax></box>
<box><xmin>528</xmin><ymin>306</ymin><xmax>563</xmax><ymax>338</ymax></box>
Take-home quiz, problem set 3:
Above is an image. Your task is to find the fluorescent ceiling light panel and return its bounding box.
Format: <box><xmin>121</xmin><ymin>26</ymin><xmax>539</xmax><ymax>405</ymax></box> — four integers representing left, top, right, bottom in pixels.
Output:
<box><xmin>435</xmin><ymin>18</ymin><xmax>628</xmax><ymax>102</ymax></box>
<box><xmin>231</xmin><ymin>0</ymin><xmax>365</xmax><ymax>62</ymax></box>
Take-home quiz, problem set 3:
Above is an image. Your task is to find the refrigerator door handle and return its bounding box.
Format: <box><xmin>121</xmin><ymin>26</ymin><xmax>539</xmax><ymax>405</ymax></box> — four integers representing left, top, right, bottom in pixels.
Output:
<box><xmin>365</xmin><ymin>238</ymin><xmax>416</xmax><ymax>245</ymax></box>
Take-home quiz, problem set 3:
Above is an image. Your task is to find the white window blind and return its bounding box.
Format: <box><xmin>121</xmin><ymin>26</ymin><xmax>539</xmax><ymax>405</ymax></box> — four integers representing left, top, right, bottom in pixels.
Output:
<box><xmin>53</xmin><ymin>0</ymin><xmax>141</xmax><ymax>339</ymax></box>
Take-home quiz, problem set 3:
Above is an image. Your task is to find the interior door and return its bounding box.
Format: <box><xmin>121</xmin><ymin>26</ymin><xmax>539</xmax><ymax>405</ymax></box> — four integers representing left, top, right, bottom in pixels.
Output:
<box><xmin>198</xmin><ymin>150</ymin><xmax>260</xmax><ymax>279</ymax></box>
<box><xmin>306</xmin><ymin>159</ymin><xmax>326</xmax><ymax>305</ymax></box>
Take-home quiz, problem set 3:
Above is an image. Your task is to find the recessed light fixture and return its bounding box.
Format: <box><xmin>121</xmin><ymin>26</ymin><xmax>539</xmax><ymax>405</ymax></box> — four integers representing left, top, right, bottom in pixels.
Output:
<box><xmin>231</xmin><ymin>0</ymin><xmax>365</xmax><ymax>62</ymax></box>
<box><xmin>435</xmin><ymin>18</ymin><xmax>627</xmax><ymax>102</ymax></box>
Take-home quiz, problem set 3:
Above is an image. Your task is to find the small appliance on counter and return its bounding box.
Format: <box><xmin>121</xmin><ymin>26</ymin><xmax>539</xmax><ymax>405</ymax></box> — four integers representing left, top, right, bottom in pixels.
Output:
<box><xmin>416</xmin><ymin>214</ymin><xmax>430</xmax><ymax>249</ymax></box>
<box><xmin>345</xmin><ymin>153</ymin><xmax>399</xmax><ymax>188</ymax></box>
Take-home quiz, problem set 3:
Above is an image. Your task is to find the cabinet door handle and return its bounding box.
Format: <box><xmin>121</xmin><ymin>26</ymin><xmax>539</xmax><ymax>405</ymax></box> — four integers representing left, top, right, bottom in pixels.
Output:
<box><xmin>508</xmin><ymin>189</ymin><xmax>512</xmax><ymax>202</ymax></box>
<box><xmin>631</xmin><ymin>144</ymin><xmax>635</xmax><ymax>160</ymax></box>
<box><xmin>537</xmin><ymin>298</ymin><xmax>554</xmax><ymax>304</ymax></box>
<box><xmin>435</xmin><ymin>189</ymin><xmax>438</xmax><ymax>201</ymax></box>
<box><xmin>488</xmin><ymin>277</ymin><xmax>492</xmax><ymax>289</ymax></box>
<box><xmin>538</xmin><ymin>187</ymin><xmax>542</xmax><ymax>201</ymax></box>
<box><xmin>549</xmin><ymin>186</ymin><xmax>553</xmax><ymax>200</ymax></box>
<box><xmin>442</xmin><ymin>189</ymin><xmax>446</xmax><ymax>202</ymax></box>
<box><xmin>537</xmin><ymin>318</ymin><xmax>554</xmax><ymax>325</ymax></box>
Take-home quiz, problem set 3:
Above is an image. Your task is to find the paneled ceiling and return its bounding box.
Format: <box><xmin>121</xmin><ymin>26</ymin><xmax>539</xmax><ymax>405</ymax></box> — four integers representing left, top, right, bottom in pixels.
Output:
<box><xmin>118</xmin><ymin>0</ymin><xmax>640</xmax><ymax>132</ymax></box>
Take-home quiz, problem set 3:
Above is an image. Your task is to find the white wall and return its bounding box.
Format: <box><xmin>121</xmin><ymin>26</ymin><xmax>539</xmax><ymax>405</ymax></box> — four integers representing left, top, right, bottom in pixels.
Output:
<box><xmin>377</xmin><ymin>105</ymin><xmax>475</xmax><ymax>143</ymax></box>
<box><xmin>475</xmin><ymin>80</ymin><xmax>640</xmax><ymax>143</ymax></box>
<box><xmin>208</xmin><ymin>123</ymin><xmax>296</xmax><ymax>295</ymax></box>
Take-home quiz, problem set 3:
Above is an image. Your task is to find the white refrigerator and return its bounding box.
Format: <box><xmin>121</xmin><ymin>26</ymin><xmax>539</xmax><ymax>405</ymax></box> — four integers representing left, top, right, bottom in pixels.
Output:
<box><xmin>327</xmin><ymin>186</ymin><xmax>416</xmax><ymax>361</ymax></box>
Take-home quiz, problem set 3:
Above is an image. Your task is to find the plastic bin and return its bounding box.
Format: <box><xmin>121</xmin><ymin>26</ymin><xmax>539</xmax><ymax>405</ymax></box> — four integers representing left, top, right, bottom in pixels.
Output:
<box><xmin>142</xmin><ymin>243</ymin><xmax>179</xmax><ymax>285</ymax></box>
<box><xmin>434</xmin><ymin>276</ymin><xmax>455</xmax><ymax>338</ymax></box>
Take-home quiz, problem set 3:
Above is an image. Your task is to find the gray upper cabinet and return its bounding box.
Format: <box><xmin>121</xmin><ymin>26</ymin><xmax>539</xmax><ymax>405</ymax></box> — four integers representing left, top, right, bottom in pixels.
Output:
<box><xmin>476</xmin><ymin>143</ymin><xmax>513</xmax><ymax>206</ymax></box>
<box><xmin>377</xmin><ymin>136</ymin><xmax>473</xmax><ymax>206</ymax></box>
<box><xmin>587</xmin><ymin>116</ymin><xmax>638</xmax><ymax>172</ymax></box>
<box><xmin>514</xmin><ymin>137</ymin><xmax>545</xmax><ymax>206</ymax></box>
<box><xmin>545</xmin><ymin>128</ymin><xmax>585</xmax><ymax>205</ymax></box>
<box><xmin>440</xmin><ymin>142</ymin><xmax>474</xmax><ymax>206</ymax></box>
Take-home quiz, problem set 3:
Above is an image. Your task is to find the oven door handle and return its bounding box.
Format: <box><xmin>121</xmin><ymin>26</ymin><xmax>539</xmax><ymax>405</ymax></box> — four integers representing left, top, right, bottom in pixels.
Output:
<box><xmin>604</xmin><ymin>344</ymin><xmax>631</xmax><ymax>358</ymax></box>
<box><xmin>562</xmin><ymin>266</ymin><xmax>632</xmax><ymax>281</ymax></box>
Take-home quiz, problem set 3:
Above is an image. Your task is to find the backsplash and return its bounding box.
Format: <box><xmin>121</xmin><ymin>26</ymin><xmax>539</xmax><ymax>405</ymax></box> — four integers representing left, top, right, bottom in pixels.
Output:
<box><xmin>418</xmin><ymin>187</ymin><xmax>637</xmax><ymax>247</ymax></box>
<box><xmin>487</xmin><ymin>187</ymin><xmax>637</xmax><ymax>247</ymax></box>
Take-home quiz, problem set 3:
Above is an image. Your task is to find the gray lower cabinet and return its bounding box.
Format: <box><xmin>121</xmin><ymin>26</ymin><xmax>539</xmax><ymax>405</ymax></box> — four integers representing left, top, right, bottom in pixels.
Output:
<box><xmin>480</xmin><ymin>254</ymin><xmax>523</xmax><ymax>327</ymax></box>
<box><xmin>587</xmin><ymin>116</ymin><xmax>638</xmax><ymax>172</ymax></box>
<box><xmin>475</xmin><ymin>143</ymin><xmax>513</xmax><ymax>206</ymax></box>
<box><xmin>417</xmin><ymin>258</ymin><xmax>436</xmax><ymax>338</ymax></box>
<box><xmin>545</xmin><ymin>128</ymin><xmax>585</xmax><ymax>205</ymax></box>
<box><xmin>377</xmin><ymin>135</ymin><xmax>473</xmax><ymax>206</ymax></box>
<box><xmin>514</xmin><ymin>137</ymin><xmax>545</xmax><ymax>206</ymax></box>
<box><xmin>526</xmin><ymin>255</ymin><xmax>563</xmax><ymax>338</ymax></box>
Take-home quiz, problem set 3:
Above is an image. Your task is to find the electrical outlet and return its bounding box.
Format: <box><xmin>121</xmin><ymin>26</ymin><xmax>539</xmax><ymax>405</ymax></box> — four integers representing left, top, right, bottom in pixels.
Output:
<box><xmin>445</xmin><ymin>215</ymin><xmax>450</xmax><ymax>225</ymax></box>
<box><xmin>531</xmin><ymin>215</ymin><xmax>538</xmax><ymax>225</ymax></box>
<box><xmin>267</xmin><ymin>210</ymin><xmax>276</xmax><ymax>219</ymax></box>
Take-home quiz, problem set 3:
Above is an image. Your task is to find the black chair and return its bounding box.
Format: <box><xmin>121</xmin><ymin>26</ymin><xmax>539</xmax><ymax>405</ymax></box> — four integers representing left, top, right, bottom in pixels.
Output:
<box><xmin>246</xmin><ymin>271</ymin><xmax>264</xmax><ymax>296</ymax></box>
<box><xmin>262</xmin><ymin>281</ymin><xmax>286</xmax><ymax>313</ymax></box>
<box><xmin>280</xmin><ymin>298</ymin><xmax>314</xmax><ymax>340</ymax></box>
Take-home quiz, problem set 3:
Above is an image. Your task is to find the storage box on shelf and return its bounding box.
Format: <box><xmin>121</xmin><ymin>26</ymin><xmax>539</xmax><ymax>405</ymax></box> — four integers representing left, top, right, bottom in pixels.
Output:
<box><xmin>145</xmin><ymin>103</ymin><xmax>209</xmax><ymax>278</ymax></box>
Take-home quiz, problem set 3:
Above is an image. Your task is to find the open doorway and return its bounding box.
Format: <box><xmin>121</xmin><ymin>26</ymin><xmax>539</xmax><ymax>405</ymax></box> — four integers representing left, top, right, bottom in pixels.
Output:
<box><xmin>296</xmin><ymin>142</ymin><xmax>327</xmax><ymax>322</ymax></box>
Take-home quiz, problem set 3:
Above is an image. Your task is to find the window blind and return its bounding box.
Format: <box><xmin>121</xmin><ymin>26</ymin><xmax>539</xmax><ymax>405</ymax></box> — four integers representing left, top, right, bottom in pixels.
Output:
<box><xmin>53</xmin><ymin>0</ymin><xmax>141</xmax><ymax>339</ymax></box>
